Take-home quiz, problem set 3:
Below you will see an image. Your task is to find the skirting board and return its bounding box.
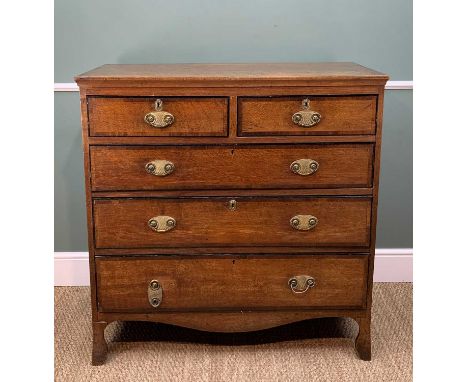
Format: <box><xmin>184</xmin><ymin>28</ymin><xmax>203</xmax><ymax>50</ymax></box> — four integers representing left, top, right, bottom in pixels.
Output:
<box><xmin>54</xmin><ymin>249</ymin><xmax>413</xmax><ymax>286</ymax></box>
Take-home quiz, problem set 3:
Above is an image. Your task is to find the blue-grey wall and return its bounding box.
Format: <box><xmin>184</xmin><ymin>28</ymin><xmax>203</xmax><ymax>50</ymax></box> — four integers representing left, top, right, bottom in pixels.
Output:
<box><xmin>55</xmin><ymin>0</ymin><xmax>412</xmax><ymax>251</ymax></box>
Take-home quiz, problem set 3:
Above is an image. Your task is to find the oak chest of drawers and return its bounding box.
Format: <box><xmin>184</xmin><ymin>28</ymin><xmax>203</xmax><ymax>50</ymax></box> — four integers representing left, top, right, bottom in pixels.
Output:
<box><xmin>75</xmin><ymin>63</ymin><xmax>388</xmax><ymax>365</ymax></box>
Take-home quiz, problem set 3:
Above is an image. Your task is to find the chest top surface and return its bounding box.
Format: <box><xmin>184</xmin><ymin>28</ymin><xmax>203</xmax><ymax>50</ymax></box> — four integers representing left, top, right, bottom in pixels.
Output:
<box><xmin>75</xmin><ymin>62</ymin><xmax>388</xmax><ymax>88</ymax></box>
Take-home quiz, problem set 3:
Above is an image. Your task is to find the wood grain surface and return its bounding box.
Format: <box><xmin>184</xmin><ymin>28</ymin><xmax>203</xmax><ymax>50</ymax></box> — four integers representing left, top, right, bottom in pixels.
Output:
<box><xmin>239</xmin><ymin>96</ymin><xmax>377</xmax><ymax>136</ymax></box>
<box><xmin>75</xmin><ymin>63</ymin><xmax>388</xmax><ymax>88</ymax></box>
<box><xmin>90</xmin><ymin>144</ymin><xmax>374</xmax><ymax>191</ymax></box>
<box><xmin>96</xmin><ymin>255</ymin><xmax>368</xmax><ymax>311</ymax></box>
<box><xmin>93</xmin><ymin>197</ymin><xmax>372</xmax><ymax>249</ymax></box>
<box><xmin>88</xmin><ymin>97</ymin><xmax>228</xmax><ymax>137</ymax></box>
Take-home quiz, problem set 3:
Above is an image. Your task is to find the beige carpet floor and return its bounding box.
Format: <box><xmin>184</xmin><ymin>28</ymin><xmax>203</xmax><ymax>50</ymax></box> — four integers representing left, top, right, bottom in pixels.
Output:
<box><xmin>55</xmin><ymin>283</ymin><xmax>412</xmax><ymax>381</ymax></box>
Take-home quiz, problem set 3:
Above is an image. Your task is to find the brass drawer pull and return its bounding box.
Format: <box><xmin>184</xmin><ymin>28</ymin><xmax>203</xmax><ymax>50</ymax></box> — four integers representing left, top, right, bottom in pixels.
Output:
<box><xmin>148</xmin><ymin>216</ymin><xmax>176</xmax><ymax>232</ymax></box>
<box><xmin>289</xmin><ymin>275</ymin><xmax>316</xmax><ymax>294</ymax></box>
<box><xmin>148</xmin><ymin>279</ymin><xmax>163</xmax><ymax>308</ymax></box>
<box><xmin>144</xmin><ymin>99</ymin><xmax>175</xmax><ymax>128</ymax></box>
<box><xmin>292</xmin><ymin>98</ymin><xmax>321</xmax><ymax>127</ymax></box>
<box><xmin>145</xmin><ymin>160</ymin><xmax>175</xmax><ymax>176</ymax></box>
<box><xmin>290</xmin><ymin>215</ymin><xmax>318</xmax><ymax>230</ymax></box>
<box><xmin>290</xmin><ymin>159</ymin><xmax>319</xmax><ymax>175</ymax></box>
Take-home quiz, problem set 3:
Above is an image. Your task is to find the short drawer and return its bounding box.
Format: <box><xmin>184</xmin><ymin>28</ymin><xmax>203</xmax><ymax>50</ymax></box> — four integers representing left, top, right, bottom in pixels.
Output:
<box><xmin>88</xmin><ymin>97</ymin><xmax>228</xmax><ymax>137</ymax></box>
<box><xmin>93</xmin><ymin>197</ymin><xmax>371</xmax><ymax>249</ymax></box>
<box><xmin>96</xmin><ymin>255</ymin><xmax>368</xmax><ymax>311</ymax></box>
<box><xmin>238</xmin><ymin>96</ymin><xmax>377</xmax><ymax>136</ymax></box>
<box><xmin>90</xmin><ymin>144</ymin><xmax>374</xmax><ymax>191</ymax></box>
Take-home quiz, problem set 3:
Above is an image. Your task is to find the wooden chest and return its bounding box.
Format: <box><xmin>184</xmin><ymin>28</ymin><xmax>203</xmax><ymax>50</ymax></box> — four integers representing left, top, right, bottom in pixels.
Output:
<box><xmin>75</xmin><ymin>63</ymin><xmax>388</xmax><ymax>365</ymax></box>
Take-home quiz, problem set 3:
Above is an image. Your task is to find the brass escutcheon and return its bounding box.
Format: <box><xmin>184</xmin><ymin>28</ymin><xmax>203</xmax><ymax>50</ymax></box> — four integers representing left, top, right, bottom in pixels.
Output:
<box><xmin>290</xmin><ymin>215</ymin><xmax>318</xmax><ymax>231</ymax></box>
<box><xmin>148</xmin><ymin>216</ymin><xmax>176</xmax><ymax>233</ymax></box>
<box><xmin>290</xmin><ymin>159</ymin><xmax>319</xmax><ymax>176</ymax></box>
<box><xmin>291</xmin><ymin>98</ymin><xmax>321</xmax><ymax>127</ymax></box>
<box><xmin>148</xmin><ymin>279</ymin><xmax>163</xmax><ymax>307</ymax></box>
<box><xmin>145</xmin><ymin>160</ymin><xmax>175</xmax><ymax>176</ymax></box>
<box><xmin>288</xmin><ymin>275</ymin><xmax>316</xmax><ymax>294</ymax></box>
<box><xmin>144</xmin><ymin>99</ymin><xmax>175</xmax><ymax>128</ymax></box>
<box><xmin>228</xmin><ymin>199</ymin><xmax>237</xmax><ymax>211</ymax></box>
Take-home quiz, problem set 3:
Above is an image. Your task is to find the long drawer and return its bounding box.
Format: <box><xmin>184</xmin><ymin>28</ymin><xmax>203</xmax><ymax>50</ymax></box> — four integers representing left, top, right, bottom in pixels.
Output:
<box><xmin>238</xmin><ymin>95</ymin><xmax>377</xmax><ymax>136</ymax></box>
<box><xmin>90</xmin><ymin>144</ymin><xmax>374</xmax><ymax>191</ymax></box>
<box><xmin>88</xmin><ymin>97</ymin><xmax>228</xmax><ymax>137</ymax></box>
<box><xmin>96</xmin><ymin>255</ymin><xmax>368</xmax><ymax>311</ymax></box>
<box><xmin>93</xmin><ymin>197</ymin><xmax>371</xmax><ymax>249</ymax></box>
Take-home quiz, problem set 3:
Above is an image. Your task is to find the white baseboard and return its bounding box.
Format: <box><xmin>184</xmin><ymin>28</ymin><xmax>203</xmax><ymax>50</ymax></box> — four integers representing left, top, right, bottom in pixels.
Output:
<box><xmin>54</xmin><ymin>252</ymin><xmax>90</xmax><ymax>286</ymax></box>
<box><xmin>54</xmin><ymin>249</ymin><xmax>412</xmax><ymax>286</ymax></box>
<box><xmin>373</xmin><ymin>249</ymin><xmax>413</xmax><ymax>282</ymax></box>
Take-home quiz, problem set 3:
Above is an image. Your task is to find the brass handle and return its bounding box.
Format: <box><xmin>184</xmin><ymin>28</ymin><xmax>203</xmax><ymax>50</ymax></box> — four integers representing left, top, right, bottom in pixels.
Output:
<box><xmin>148</xmin><ymin>279</ymin><xmax>163</xmax><ymax>308</ymax></box>
<box><xmin>289</xmin><ymin>275</ymin><xmax>316</xmax><ymax>294</ymax></box>
<box><xmin>292</xmin><ymin>98</ymin><xmax>321</xmax><ymax>127</ymax></box>
<box><xmin>290</xmin><ymin>215</ymin><xmax>318</xmax><ymax>230</ymax></box>
<box><xmin>148</xmin><ymin>216</ymin><xmax>176</xmax><ymax>233</ymax></box>
<box><xmin>144</xmin><ymin>99</ymin><xmax>175</xmax><ymax>128</ymax></box>
<box><xmin>290</xmin><ymin>159</ymin><xmax>319</xmax><ymax>175</ymax></box>
<box><xmin>145</xmin><ymin>160</ymin><xmax>175</xmax><ymax>176</ymax></box>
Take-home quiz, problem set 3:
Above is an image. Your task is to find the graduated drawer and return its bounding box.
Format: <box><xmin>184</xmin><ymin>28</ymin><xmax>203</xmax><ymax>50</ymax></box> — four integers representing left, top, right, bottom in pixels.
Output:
<box><xmin>90</xmin><ymin>144</ymin><xmax>374</xmax><ymax>191</ymax></box>
<box><xmin>88</xmin><ymin>97</ymin><xmax>228</xmax><ymax>137</ymax></box>
<box><xmin>93</xmin><ymin>197</ymin><xmax>371</xmax><ymax>249</ymax></box>
<box><xmin>96</xmin><ymin>255</ymin><xmax>368</xmax><ymax>312</ymax></box>
<box><xmin>238</xmin><ymin>95</ymin><xmax>377</xmax><ymax>136</ymax></box>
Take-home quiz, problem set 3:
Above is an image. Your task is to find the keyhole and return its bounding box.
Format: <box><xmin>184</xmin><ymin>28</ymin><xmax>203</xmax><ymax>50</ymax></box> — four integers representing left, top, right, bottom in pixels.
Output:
<box><xmin>228</xmin><ymin>200</ymin><xmax>237</xmax><ymax>211</ymax></box>
<box><xmin>155</xmin><ymin>99</ymin><xmax>163</xmax><ymax>110</ymax></box>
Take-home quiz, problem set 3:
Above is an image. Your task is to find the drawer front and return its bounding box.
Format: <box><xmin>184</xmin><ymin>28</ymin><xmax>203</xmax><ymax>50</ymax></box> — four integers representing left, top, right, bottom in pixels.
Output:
<box><xmin>93</xmin><ymin>197</ymin><xmax>371</xmax><ymax>249</ymax></box>
<box><xmin>238</xmin><ymin>96</ymin><xmax>377</xmax><ymax>136</ymax></box>
<box><xmin>90</xmin><ymin>144</ymin><xmax>374</xmax><ymax>191</ymax></box>
<box><xmin>88</xmin><ymin>97</ymin><xmax>228</xmax><ymax>137</ymax></box>
<box><xmin>96</xmin><ymin>256</ymin><xmax>368</xmax><ymax>311</ymax></box>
